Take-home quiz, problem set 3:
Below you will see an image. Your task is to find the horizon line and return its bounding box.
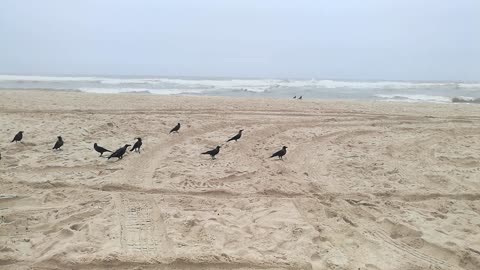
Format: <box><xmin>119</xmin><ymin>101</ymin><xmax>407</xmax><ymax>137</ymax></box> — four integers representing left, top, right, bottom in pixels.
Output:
<box><xmin>0</xmin><ymin>72</ymin><xmax>478</xmax><ymax>84</ymax></box>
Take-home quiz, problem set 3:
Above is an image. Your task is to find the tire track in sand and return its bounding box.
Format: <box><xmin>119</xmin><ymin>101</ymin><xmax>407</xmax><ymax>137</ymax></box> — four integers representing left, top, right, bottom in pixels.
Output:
<box><xmin>116</xmin><ymin>193</ymin><xmax>173</xmax><ymax>259</ymax></box>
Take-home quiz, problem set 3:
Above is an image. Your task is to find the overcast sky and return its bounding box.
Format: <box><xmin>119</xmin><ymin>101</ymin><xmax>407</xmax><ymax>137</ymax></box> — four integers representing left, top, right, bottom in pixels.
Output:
<box><xmin>0</xmin><ymin>0</ymin><xmax>478</xmax><ymax>81</ymax></box>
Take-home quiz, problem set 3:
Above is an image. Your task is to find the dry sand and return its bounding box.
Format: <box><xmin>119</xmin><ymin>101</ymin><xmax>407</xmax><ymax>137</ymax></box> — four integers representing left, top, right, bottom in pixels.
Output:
<box><xmin>0</xmin><ymin>90</ymin><xmax>479</xmax><ymax>270</ymax></box>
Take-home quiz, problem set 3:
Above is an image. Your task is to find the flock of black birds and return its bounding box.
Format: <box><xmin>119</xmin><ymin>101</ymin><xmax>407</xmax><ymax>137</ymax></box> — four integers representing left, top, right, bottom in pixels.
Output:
<box><xmin>5</xmin><ymin>123</ymin><xmax>288</xmax><ymax>161</ymax></box>
<box><xmin>202</xmin><ymin>128</ymin><xmax>287</xmax><ymax>160</ymax></box>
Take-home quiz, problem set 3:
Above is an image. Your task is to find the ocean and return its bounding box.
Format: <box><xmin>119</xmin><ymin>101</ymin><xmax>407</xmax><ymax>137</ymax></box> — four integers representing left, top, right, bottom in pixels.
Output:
<box><xmin>1</xmin><ymin>74</ymin><xmax>479</xmax><ymax>103</ymax></box>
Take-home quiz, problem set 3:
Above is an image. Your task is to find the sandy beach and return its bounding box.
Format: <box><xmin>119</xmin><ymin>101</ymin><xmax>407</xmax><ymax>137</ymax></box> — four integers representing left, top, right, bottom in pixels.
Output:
<box><xmin>0</xmin><ymin>90</ymin><xmax>479</xmax><ymax>270</ymax></box>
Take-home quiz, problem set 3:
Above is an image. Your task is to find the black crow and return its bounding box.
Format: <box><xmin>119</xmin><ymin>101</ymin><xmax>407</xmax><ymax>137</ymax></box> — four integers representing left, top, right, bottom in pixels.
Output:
<box><xmin>94</xmin><ymin>143</ymin><xmax>111</xmax><ymax>157</ymax></box>
<box><xmin>227</xmin><ymin>129</ymin><xmax>244</xmax><ymax>142</ymax></box>
<box><xmin>270</xmin><ymin>146</ymin><xmax>288</xmax><ymax>160</ymax></box>
<box><xmin>11</xmin><ymin>131</ymin><xmax>23</xmax><ymax>143</ymax></box>
<box><xmin>108</xmin><ymin>144</ymin><xmax>131</xmax><ymax>160</ymax></box>
<box><xmin>202</xmin><ymin>146</ymin><xmax>221</xmax><ymax>160</ymax></box>
<box><xmin>170</xmin><ymin>123</ymin><xmax>181</xmax><ymax>134</ymax></box>
<box><xmin>53</xmin><ymin>136</ymin><xmax>64</xmax><ymax>150</ymax></box>
<box><xmin>130</xmin><ymin>138</ymin><xmax>142</xmax><ymax>153</ymax></box>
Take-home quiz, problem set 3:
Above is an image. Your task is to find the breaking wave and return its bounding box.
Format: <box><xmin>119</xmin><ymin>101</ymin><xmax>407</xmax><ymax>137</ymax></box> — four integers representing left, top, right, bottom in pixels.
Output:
<box><xmin>374</xmin><ymin>94</ymin><xmax>453</xmax><ymax>103</ymax></box>
<box><xmin>1</xmin><ymin>74</ymin><xmax>479</xmax><ymax>102</ymax></box>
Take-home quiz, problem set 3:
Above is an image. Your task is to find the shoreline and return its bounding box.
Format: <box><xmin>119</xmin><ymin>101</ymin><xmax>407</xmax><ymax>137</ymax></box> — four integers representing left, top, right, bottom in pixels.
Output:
<box><xmin>0</xmin><ymin>88</ymin><xmax>478</xmax><ymax>105</ymax></box>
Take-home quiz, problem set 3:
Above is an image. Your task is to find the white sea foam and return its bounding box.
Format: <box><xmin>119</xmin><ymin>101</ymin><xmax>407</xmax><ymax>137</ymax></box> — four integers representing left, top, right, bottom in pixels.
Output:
<box><xmin>78</xmin><ymin>87</ymin><xmax>207</xmax><ymax>95</ymax></box>
<box><xmin>1</xmin><ymin>74</ymin><xmax>478</xmax><ymax>89</ymax></box>
<box><xmin>1</xmin><ymin>74</ymin><xmax>480</xmax><ymax>102</ymax></box>
<box><xmin>78</xmin><ymin>88</ymin><xmax>151</xmax><ymax>94</ymax></box>
<box><xmin>374</xmin><ymin>94</ymin><xmax>452</xmax><ymax>103</ymax></box>
<box><xmin>97</xmin><ymin>78</ymin><xmax>462</xmax><ymax>90</ymax></box>
<box><xmin>457</xmin><ymin>83</ymin><xmax>480</xmax><ymax>89</ymax></box>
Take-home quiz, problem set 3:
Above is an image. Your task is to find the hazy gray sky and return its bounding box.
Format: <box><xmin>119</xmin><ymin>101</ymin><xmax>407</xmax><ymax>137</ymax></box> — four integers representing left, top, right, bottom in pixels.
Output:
<box><xmin>0</xmin><ymin>0</ymin><xmax>478</xmax><ymax>80</ymax></box>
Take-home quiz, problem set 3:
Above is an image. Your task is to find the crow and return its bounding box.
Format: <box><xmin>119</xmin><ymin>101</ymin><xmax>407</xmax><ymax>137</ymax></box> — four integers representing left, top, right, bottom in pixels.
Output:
<box><xmin>170</xmin><ymin>123</ymin><xmax>181</xmax><ymax>134</ymax></box>
<box><xmin>130</xmin><ymin>138</ymin><xmax>142</xmax><ymax>153</ymax></box>
<box><xmin>53</xmin><ymin>136</ymin><xmax>64</xmax><ymax>150</ymax></box>
<box><xmin>11</xmin><ymin>131</ymin><xmax>23</xmax><ymax>143</ymax></box>
<box><xmin>202</xmin><ymin>146</ymin><xmax>221</xmax><ymax>160</ymax></box>
<box><xmin>270</xmin><ymin>146</ymin><xmax>288</xmax><ymax>160</ymax></box>
<box><xmin>227</xmin><ymin>129</ymin><xmax>244</xmax><ymax>142</ymax></box>
<box><xmin>94</xmin><ymin>143</ymin><xmax>111</xmax><ymax>157</ymax></box>
<box><xmin>108</xmin><ymin>144</ymin><xmax>131</xmax><ymax>160</ymax></box>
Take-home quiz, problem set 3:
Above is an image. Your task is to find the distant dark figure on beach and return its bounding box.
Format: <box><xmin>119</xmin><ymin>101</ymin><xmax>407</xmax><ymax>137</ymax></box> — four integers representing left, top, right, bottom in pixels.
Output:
<box><xmin>293</xmin><ymin>96</ymin><xmax>296</xmax><ymax>99</ymax></box>
<box><xmin>108</xmin><ymin>144</ymin><xmax>131</xmax><ymax>160</ymax></box>
<box><xmin>298</xmin><ymin>96</ymin><xmax>302</xmax><ymax>100</ymax></box>
<box><xmin>11</xmin><ymin>131</ymin><xmax>23</xmax><ymax>143</ymax></box>
<box><xmin>270</xmin><ymin>146</ymin><xmax>288</xmax><ymax>160</ymax></box>
<box><xmin>170</xmin><ymin>123</ymin><xmax>181</xmax><ymax>134</ymax></box>
<box><xmin>227</xmin><ymin>129</ymin><xmax>243</xmax><ymax>142</ymax></box>
<box><xmin>94</xmin><ymin>143</ymin><xmax>111</xmax><ymax>157</ymax></box>
<box><xmin>130</xmin><ymin>138</ymin><xmax>142</xmax><ymax>153</ymax></box>
<box><xmin>202</xmin><ymin>146</ymin><xmax>221</xmax><ymax>160</ymax></box>
<box><xmin>53</xmin><ymin>136</ymin><xmax>64</xmax><ymax>150</ymax></box>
